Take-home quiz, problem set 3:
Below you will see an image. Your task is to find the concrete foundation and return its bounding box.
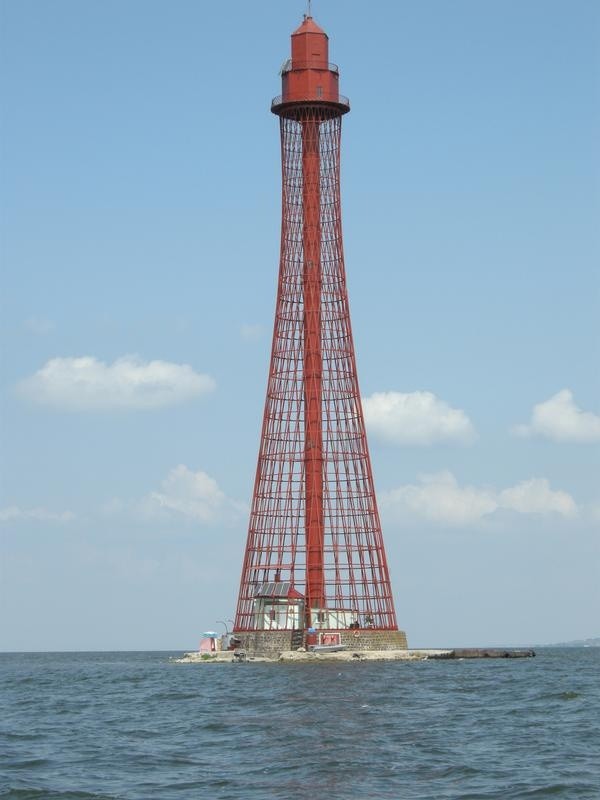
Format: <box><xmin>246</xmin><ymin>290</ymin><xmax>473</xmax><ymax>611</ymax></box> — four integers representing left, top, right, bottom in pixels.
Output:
<box><xmin>232</xmin><ymin>628</ymin><xmax>408</xmax><ymax>658</ymax></box>
<box><xmin>337</xmin><ymin>630</ymin><xmax>408</xmax><ymax>651</ymax></box>
<box><xmin>232</xmin><ymin>631</ymin><xmax>295</xmax><ymax>659</ymax></box>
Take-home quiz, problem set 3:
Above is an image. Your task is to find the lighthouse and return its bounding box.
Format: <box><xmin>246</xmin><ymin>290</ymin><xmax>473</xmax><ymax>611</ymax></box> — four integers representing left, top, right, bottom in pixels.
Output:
<box><xmin>233</xmin><ymin>15</ymin><xmax>407</xmax><ymax>655</ymax></box>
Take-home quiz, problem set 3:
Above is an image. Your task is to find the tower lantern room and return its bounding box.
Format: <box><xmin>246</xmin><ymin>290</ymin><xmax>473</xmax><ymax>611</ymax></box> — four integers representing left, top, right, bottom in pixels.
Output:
<box><xmin>279</xmin><ymin>16</ymin><xmax>342</xmax><ymax>108</ymax></box>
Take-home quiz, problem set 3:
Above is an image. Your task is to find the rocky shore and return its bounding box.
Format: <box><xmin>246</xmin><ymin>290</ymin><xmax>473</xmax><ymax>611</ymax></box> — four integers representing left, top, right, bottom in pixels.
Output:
<box><xmin>173</xmin><ymin>647</ymin><xmax>535</xmax><ymax>664</ymax></box>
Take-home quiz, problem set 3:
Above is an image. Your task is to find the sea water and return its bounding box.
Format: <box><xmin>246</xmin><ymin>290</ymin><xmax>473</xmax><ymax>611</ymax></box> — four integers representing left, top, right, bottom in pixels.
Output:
<box><xmin>1</xmin><ymin>648</ymin><xmax>599</xmax><ymax>799</ymax></box>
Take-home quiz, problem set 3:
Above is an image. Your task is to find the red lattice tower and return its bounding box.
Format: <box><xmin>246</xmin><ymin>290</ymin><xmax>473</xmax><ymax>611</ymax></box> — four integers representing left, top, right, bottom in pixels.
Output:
<box><xmin>234</xmin><ymin>16</ymin><xmax>400</xmax><ymax>638</ymax></box>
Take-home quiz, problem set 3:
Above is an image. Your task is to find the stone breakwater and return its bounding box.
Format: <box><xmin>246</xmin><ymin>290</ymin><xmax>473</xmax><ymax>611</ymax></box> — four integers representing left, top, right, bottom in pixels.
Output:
<box><xmin>173</xmin><ymin>647</ymin><xmax>535</xmax><ymax>664</ymax></box>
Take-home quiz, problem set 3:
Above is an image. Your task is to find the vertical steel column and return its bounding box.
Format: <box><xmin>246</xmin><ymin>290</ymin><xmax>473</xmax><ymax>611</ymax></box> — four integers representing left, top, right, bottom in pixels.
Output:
<box><xmin>302</xmin><ymin>118</ymin><xmax>325</xmax><ymax>620</ymax></box>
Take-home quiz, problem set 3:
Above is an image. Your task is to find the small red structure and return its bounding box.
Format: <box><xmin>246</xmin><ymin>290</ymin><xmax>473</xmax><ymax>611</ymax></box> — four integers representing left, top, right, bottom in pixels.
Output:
<box><xmin>234</xmin><ymin>16</ymin><xmax>404</xmax><ymax>646</ymax></box>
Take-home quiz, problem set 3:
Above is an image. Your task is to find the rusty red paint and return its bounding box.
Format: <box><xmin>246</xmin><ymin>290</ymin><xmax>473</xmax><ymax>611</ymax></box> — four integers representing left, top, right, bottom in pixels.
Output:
<box><xmin>234</xmin><ymin>17</ymin><xmax>399</xmax><ymax>634</ymax></box>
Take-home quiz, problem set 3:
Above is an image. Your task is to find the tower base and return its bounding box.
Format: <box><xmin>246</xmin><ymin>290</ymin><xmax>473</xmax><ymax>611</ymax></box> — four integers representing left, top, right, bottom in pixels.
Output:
<box><xmin>233</xmin><ymin>629</ymin><xmax>408</xmax><ymax>659</ymax></box>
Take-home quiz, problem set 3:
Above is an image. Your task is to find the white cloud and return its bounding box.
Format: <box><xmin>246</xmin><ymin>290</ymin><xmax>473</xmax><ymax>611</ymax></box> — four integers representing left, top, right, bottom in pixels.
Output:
<box><xmin>381</xmin><ymin>471</ymin><xmax>496</xmax><ymax>525</ymax></box>
<box><xmin>240</xmin><ymin>323</ymin><xmax>264</xmax><ymax>342</ymax></box>
<box><xmin>141</xmin><ymin>465</ymin><xmax>246</xmax><ymax>524</ymax></box>
<box><xmin>0</xmin><ymin>506</ymin><xmax>75</xmax><ymax>523</ymax></box>
<box><xmin>498</xmin><ymin>478</ymin><xmax>577</xmax><ymax>516</ymax></box>
<box><xmin>513</xmin><ymin>389</ymin><xmax>600</xmax><ymax>443</ymax></box>
<box><xmin>363</xmin><ymin>391</ymin><xmax>476</xmax><ymax>446</ymax></box>
<box><xmin>380</xmin><ymin>471</ymin><xmax>577</xmax><ymax>527</ymax></box>
<box><xmin>17</xmin><ymin>356</ymin><xmax>216</xmax><ymax>411</ymax></box>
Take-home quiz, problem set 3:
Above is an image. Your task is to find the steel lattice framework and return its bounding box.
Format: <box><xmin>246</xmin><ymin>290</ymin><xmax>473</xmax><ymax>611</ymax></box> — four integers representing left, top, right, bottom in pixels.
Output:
<box><xmin>234</xmin><ymin>16</ymin><xmax>399</xmax><ymax>634</ymax></box>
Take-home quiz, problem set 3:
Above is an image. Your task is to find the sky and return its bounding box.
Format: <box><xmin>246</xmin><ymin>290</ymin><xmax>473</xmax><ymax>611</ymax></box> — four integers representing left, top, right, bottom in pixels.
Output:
<box><xmin>1</xmin><ymin>0</ymin><xmax>598</xmax><ymax>651</ymax></box>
